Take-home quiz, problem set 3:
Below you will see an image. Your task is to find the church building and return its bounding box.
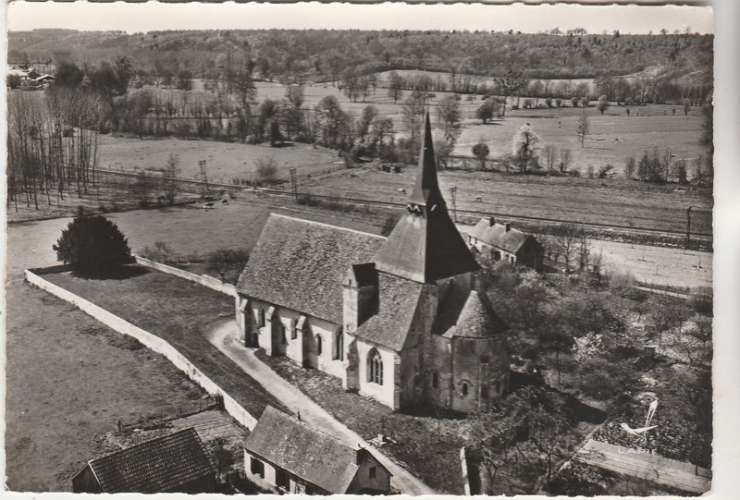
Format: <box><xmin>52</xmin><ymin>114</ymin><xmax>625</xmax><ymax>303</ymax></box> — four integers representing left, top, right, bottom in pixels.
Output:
<box><xmin>236</xmin><ymin>113</ymin><xmax>509</xmax><ymax>413</ymax></box>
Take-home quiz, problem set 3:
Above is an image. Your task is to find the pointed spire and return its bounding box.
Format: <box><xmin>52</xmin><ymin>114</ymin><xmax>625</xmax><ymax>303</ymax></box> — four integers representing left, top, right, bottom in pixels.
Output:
<box><xmin>409</xmin><ymin>112</ymin><xmax>444</xmax><ymax>208</ymax></box>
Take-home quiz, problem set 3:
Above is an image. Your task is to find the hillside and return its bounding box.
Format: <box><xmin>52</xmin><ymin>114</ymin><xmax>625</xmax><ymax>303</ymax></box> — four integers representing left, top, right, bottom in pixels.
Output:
<box><xmin>9</xmin><ymin>29</ymin><xmax>713</xmax><ymax>85</ymax></box>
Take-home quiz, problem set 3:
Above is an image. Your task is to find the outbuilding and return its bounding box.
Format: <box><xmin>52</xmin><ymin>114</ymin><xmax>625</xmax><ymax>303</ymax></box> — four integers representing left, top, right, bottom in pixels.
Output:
<box><xmin>72</xmin><ymin>428</ymin><xmax>217</xmax><ymax>494</ymax></box>
<box><xmin>243</xmin><ymin>406</ymin><xmax>391</xmax><ymax>494</ymax></box>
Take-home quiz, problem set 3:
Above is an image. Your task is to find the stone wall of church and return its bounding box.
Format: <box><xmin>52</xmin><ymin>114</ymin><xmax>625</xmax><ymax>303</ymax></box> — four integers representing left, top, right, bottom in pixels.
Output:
<box><xmin>450</xmin><ymin>336</ymin><xmax>509</xmax><ymax>413</ymax></box>
<box><xmin>245</xmin><ymin>298</ymin><xmax>344</xmax><ymax>378</ymax></box>
<box><xmin>355</xmin><ymin>341</ymin><xmax>400</xmax><ymax>410</ymax></box>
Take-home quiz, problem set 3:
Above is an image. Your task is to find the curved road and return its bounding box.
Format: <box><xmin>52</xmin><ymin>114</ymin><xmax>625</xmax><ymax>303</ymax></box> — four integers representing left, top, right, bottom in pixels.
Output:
<box><xmin>206</xmin><ymin>320</ymin><xmax>436</xmax><ymax>495</ymax></box>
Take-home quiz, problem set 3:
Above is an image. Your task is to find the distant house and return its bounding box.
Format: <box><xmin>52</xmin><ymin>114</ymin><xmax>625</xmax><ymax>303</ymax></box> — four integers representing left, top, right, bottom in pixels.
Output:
<box><xmin>467</xmin><ymin>217</ymin><xmax>544</xmax><ymax>271</ymax></box>
<box><xmin>243</xmin><ymin>406</ymin><xmax>391</xmax><ymax>495</ymax></box>
<box><xmin>72</xmin><ymin>428</ymin><xmax>217</xmax><ymax>494</ymax></box>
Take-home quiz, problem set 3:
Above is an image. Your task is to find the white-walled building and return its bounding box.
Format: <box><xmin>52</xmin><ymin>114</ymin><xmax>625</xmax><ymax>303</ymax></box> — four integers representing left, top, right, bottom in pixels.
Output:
<box><xmin>243</xmin><ymin>406</ymin><xmax>391</xmax><ymax>494</ymax></box>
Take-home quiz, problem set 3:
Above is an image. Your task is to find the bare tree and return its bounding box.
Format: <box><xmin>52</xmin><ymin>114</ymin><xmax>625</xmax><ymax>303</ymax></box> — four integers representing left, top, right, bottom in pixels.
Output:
<box><xmin>543</xmin><ymin>144</ymin><xmax>557</xmax><ymax>174</ymax></box>
<box><xmin>576</xmin><ymin>111</ymin><xmax>589</xmax><ymax>147</ymax></box>
<box><xmin>558</xmin><ymin>148</ymin><xmax>572</xmax><ymax>174</ymax></box>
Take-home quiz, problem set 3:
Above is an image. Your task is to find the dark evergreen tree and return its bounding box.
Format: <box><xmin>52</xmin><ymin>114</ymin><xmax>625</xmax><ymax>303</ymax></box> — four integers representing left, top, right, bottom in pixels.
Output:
<box><xmin>53</xmin><ymin>208</ymin><xmax>132</xmax><ymax>277</ymax></box>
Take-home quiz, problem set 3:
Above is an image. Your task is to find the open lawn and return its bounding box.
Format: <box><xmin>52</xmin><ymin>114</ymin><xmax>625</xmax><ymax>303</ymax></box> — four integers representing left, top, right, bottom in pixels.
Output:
<box><xmin>97</xmin><ymin>134</ymin><xmax>342</xmax><ymax>184</ymax></box>
<box><xmin>42</xmin><ymin>267</ymin><xmax>284</xmax><ymax>418</ymax></box>
<box><xmin>303</xmin><ymin>167</ymin><xmax>712</xmax><ymax>235</ymax></box>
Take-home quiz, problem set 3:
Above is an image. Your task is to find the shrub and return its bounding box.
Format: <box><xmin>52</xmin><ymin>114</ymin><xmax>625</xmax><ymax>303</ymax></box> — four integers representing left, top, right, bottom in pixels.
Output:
<box><xmin>255</xmin><ymin>157</ymin><xmax>279</xmax><ymax>185</ymax></box>
<box><xmin>140</xmin><ymin>241</ymin><xmax>175</xmax><ymax>264</ymax></box>
<box><xmin>206</xmin><ymin>248</ymin><xmax>250</xmax><ymax>283</ymax></box>
<box><xmin>53</xmin><ymin>208</ymin><xmax>132</xmax><ymax>277</ymax></box>
<box><xmin>690</xmin><ymin>291</ymin><xmax>713</xmax><ymax>316</ymax></box>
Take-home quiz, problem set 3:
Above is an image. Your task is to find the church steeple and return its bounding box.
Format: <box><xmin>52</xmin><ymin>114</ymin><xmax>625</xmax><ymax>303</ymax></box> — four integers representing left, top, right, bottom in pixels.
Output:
<box><xmin>408</xmin><ymin>112</ymin><xmax>444</xmax><ymax>209</ymax></box>
<box><xmin>373</xmin><ymin>112</ymin><xmax>479</xmax><ymax>283</ymax></box>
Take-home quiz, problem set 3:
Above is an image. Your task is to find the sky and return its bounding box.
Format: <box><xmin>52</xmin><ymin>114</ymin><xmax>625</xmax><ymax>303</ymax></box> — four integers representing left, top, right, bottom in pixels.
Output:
<box><xmin>6</xmin><ymin>2</ymin><xmax>713</xmax><ymax>35</ymax></box>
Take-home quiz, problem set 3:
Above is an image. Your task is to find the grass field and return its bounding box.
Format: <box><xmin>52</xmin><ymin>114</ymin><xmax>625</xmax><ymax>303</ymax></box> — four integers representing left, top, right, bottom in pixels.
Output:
<box><xmin>302</xmin><ymin>167</ymin><xmax>712</xmax><ymax>235</ymax></box>
<box><xmin>4</xmin><ymin>281</ymin><xmax>213</xmax><ymax>491</ymax></box>
<box><xmin>97</xmin><ymin>134</ymin><xmax>343</xmax><ymax>184</ymax></box>
<box><xmin>253</xmin><ymin>80</ymin><xmax>706</xmax><ymax>176</ymax></box>
<box><xmin>42</xmin><ymin>267</ymin><xmax>284</xmax><ymax>418</ymax></box>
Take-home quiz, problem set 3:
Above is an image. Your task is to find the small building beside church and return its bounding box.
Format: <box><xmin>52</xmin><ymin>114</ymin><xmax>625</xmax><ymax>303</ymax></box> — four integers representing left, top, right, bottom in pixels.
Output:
<box><xmin>236</xmin><ymin>113</ymin><xmax>509</xmax><ymax>413</ymax></box>
<box><xmin>467</xmin><ymin>217</ymin><xmax>544</xmax><ymax>271</ymax></box>
<box><xmin>243</xmin><ymin>406</ymin><xmax>391</xmax><ymax>494</ymax></box>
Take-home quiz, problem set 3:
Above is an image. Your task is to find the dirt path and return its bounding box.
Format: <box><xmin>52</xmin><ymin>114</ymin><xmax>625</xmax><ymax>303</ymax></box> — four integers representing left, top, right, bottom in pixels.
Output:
<box><xmin>205</xmin><ymin>320</ymin><xmax>436</xmax><ymax>495</ymax></box>
<box><xmin>576</xmin><ymin>439</ymin><xmax>710</xmax><ymax>494</ymax></box>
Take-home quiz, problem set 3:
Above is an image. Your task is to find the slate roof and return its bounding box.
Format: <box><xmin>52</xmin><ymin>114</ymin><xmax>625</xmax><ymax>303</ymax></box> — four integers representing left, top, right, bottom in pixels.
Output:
<box><xmin>237</xmin><ymin>214</ymin><xmax>385</xmax><ymax>324</ymax></box>
<box><xmin>375</xmin><ymin>113</ymin><xmax>479</xmax><ymax>283</ymax></box>
<box><xmin>244</xmin><ymin>406</ymin><xmax>368</xmax><ymax>493</ymax></box>
<box><xmin>440</xmin><ymin>290</ymin><xmax>508</xmax><ymax>338</ymax></box>
<box><xmin>468</xmin><ymin>218</ymin><xmax>534</xmax><ymax>254</ymax></box>
<box><xmin>83</xmin><ymin>428</ymin><xmax>215</xmax><ymax>493</ymax></box>
<box><xmin>354</xmin><ymin>271</ymin><xmax>424</xmax><ymax>351</ymax></box>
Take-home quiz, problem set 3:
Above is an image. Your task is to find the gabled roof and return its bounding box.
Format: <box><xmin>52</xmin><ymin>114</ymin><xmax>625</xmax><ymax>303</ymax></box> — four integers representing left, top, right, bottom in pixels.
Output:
<box><xmin>375</xmin><ymin>113</ymin><xmax>479</xmax><ymax>283</ymax></box>
<box><xmin>82</xmin><ymin>428</ymin><xmax>214</xmax><ymax>493</ymax></box>
<box><xmin>245</xmin><ymin>406</ymin><xmax>377</xmax><ymax>493</ymax></box>
<box><xmin>468</xmin><ymin>219</ymin><xmax>536</xmax><ymax>254</ymax></box>
<box><xmin>354</xmin><ymin>271</ymin><xmax>424</xmax><ymax>351</ymax></box>
<box><xmin>237</xmin><ymin>214</ymin><xmax>385</xmax><ymax>324</ymax></box>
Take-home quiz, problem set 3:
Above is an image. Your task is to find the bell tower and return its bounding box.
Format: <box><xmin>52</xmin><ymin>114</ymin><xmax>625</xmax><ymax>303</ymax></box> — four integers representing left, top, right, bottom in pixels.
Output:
<box><xmin>374</xmin><ymin>112</ymin><xmax>479</xmax><ymax>283</ymax></box>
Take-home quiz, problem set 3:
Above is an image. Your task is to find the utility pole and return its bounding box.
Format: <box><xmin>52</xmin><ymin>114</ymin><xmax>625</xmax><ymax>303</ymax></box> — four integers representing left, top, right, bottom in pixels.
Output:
<box><xmin>199</xmin><ymin>160</ymin><xmax>209</xmax><ymax>197</ymax></box>
<box><xmin>289</xmin><ymin>168</ymin><xmax>298</xmax><ymax>201</ymax></box>
<box><xmin>686</xmin><ymin>205</ymin><xmax>693</xmax><ymax>249</ymax></box>
<box><xmin>450</xmin><ymin>185</ymin><xmax>457</xmax><ymax>223</ymax></box>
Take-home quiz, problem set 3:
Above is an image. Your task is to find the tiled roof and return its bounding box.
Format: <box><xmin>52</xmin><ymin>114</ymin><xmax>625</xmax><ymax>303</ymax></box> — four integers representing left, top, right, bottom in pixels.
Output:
<box><xmin>85</xmin><ymin>428</ymin><xmax>215</xmax><ymax>493</ymax></box>
<box><xmin>237</xmin><ymin>214</ymin><xmax>385</xmax><ymax>324</ymax></box>
<box><xmin>443</xmin><ymin>290</ymin><xmax>508</xmax><ymax>338</ymax></box>
<box><xmin>468</xmin><ymin>219</ymin><xmax>534</xmax><ymax>254</ymax></box>
<box><xmin>244</xmin><ymin>406</ymin><xmax>361</xmax><ymax>493</ymax></box>
<box><xmin>354</xmin><ymin>272</ymin><xmax>424</xmax><ymax>351</ymax></box>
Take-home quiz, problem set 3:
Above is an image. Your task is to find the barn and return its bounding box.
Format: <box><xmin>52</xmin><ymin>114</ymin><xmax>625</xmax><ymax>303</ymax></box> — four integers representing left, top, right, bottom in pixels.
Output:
<box><xmin>71</xmin><ymin>428</ymin><xmax>217</xmax><ymax>494</ymax></box>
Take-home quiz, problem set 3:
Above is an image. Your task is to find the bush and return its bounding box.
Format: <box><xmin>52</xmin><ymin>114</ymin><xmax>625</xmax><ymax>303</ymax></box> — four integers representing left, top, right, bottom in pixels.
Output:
<box><xmin>255</xmin><ymin>157</ymin><xmax>279</xmax><ymax>185</ymax></box>
<box><xmin>140</xmin><ymin>241</ymin><xmax>175</xmax><ymax>264</ymax></box>
<box><xmin>690</xmin><ymin>291</ymin><xmax>713</xmax><ymax>316</ymax></box>
<box><xmin>53</xmin><ymin>208</ymin><xmax>132</xmax><ymax>277</ymax></box>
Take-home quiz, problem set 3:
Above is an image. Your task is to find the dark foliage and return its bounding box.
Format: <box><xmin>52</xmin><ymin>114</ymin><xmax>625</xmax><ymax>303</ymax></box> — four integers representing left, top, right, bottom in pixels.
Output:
<box><xmin>53</xmin><ymin>208</ymin><xmax>132</xmax><ymax>277</ymax></box>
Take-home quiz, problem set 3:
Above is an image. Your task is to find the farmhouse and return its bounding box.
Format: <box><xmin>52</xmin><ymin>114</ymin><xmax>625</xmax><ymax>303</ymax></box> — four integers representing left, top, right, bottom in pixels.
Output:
<box><xmin>71</xmin><ymin>428</ymin><xmax>217</xmax><ymax>494</ymax></box>
<box><xmin>467</xmin><ymin>217</ymin><xmax>544</xmax><ymax>271</ymax></box>
<box><xmin>243</xmin><ymin>406</ymin><xmax>391</xmax><ymax>494</ymax></box>
<box><xmin>236</xmin><ymin>113</ymin><xmax>509</xmax><ymax>413</ymax></box>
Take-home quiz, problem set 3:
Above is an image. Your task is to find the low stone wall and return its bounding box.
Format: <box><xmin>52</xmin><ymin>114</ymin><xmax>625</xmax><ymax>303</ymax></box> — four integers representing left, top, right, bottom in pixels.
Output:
<box><xmin>25</xmin><ymin>268</ymin><xmax>257</xmax><ymax>430</ymax></box>
<box><xmin>133</xmin><ymin>255</ymin><xmax>237</xmax><ymax>297</ymax></box>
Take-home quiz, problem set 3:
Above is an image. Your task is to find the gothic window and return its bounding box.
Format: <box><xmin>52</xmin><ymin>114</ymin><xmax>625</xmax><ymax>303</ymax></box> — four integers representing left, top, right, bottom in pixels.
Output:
<box><xmin>334</xmin><ymin>331</ymin><xmax>343</xmax><ymax>360</ymax></box>
<box><xmin>369</xmin><ymin>466</ymin><xmax>377</xmax><ymax>479</ymax></box>
<box><xmin>256</xmin><ymin>307</ymin><xmax>265</xmax><ymax>327</ymax></box>
<box><xmin>432</xmin><ymin>372</ymin><xmax>439</xmax><ymax>389</ymax></box>
<box><xmin>461</xmin><ymin>381</ymin><xmax>469</xmax><ymax>397</ymax></box>
<box><xmin>368</xmin><ymin>348</ymin><xmax>383</xmax><ymax>385</ymax></box>
<box><xmin>316</xmin><ymin>334</ymin><xmax>323</xmax><ymax>356</ymax></box>
<box><xmin>291</xmin><ymin>319</ymin><xmax>297</xmax><ymax>340</ymax></box>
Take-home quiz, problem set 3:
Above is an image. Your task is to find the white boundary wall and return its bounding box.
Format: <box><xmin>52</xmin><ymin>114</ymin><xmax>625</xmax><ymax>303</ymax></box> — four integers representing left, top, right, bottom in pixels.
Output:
<box><xmin>133</xmin><ymin>255</ymin><xmax>237</xmax><ymax>297</ymax></box>
<box><xmin>25</xmin><ymin>268</ymin><xmax>257</xmax><ymax>430</ymax></box>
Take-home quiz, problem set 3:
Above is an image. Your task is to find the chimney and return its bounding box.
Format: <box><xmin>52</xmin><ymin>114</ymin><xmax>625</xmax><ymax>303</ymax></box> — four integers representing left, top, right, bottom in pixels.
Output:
<box><xmin>505</xmin><ymin>223</ymin><xmax>511</xmax><ymax>232</ymax></box>
<box><xmin>488</xmin><ymin>216</ymin><xmax>495</xmax><ymax>227</ymax></box>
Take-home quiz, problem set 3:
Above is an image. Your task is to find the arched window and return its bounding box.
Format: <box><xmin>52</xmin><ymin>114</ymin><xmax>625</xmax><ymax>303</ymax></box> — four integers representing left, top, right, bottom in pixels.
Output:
<box><xmin>316</xmin><ymin>334</ymin><xmax>322</xmax><ymax>356</ymax></box>
<box><xmin>334</xmin><ymin>331</ymin><xmax>343</xmax><ymax>360</ymax></box>
<box><xmin>461</xmin><ymin>382</ymin><xmax>469</xmax><ymax>397</ymax></box>
<box><xmin>368</xmin><ymin>348</ymin><xmax>383</xmax><ymax>385</ymax></box>
<box><xmin>432</xmin><ymin>372</ymin><xmax>439</xmax><ymax>389</ymax></box>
